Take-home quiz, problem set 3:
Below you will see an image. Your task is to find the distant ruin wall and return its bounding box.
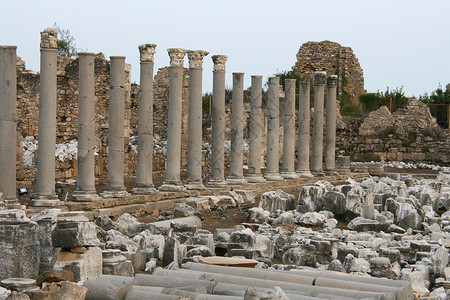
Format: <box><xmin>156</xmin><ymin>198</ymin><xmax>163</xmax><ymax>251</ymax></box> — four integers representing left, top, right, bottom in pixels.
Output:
<box><xmin>293</xmin><ymin>40</ymin><xmax>365</xmax><ymax>102</ymax></box>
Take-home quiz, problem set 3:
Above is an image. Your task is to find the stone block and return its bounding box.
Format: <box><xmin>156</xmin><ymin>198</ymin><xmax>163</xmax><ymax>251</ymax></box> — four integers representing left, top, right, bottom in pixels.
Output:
<box><xmin>53</xmin><ymin>246</ymin><xmax>102</xmax><ymax>282</ymax></box>
<box><xmin>44</xmin><ymin>281</ymin><xmax>87</xmax><ymax>300</ymax></box>
<box><xmin>0</xmin><ymin>210</ymin><xmax>40</xmax><ymax>280</ymax></box>
<box><xmin>297</xmin><ymin>186</ymin><xmax>323</xmax><ymax>212</ymax></box>
<box><xmin>102</xmin><ymin>249</ymin><xmax>134</xmax><ymax>277</ymax></box>
<box><xmin>283</xmin><ymin>244</ymin><xmax>317</xmax><ymax>267</ymax></box>
<box><xmin>260</xmin><ymin>189</ymin><xmax>295</xmax><ymax>213</ymax></box>
<box><xmin>52</xmin><ymin>212</ymin><xmax>99</xmax><ymax>248</ymax></box>
<box><xmin>36</xmin><ymin>270</ymin><xmax>74</xmax><ymax>286</ymax></box>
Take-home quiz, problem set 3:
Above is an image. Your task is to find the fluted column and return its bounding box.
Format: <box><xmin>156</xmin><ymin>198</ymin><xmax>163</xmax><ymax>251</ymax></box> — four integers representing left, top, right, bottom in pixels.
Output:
<box><xmin>245</xmin><ymin>75</ymin><xmax>265</xmax><ymax>183</ymax></box>
<box><xmin>311</xmin><ymin>71</ymin><xmax>326</xmax><ymax>176</ymax></box>
<box><xmin>32</xmin><ymin>28</ymin><xmax>61</xmax><ymax>206</ymax></box>
<box><xmin>0</xmin><ymin>45</ymin><xmax>21</xmax><ymax>209</ymax></box>
<box><xmin>264</xmin><ymin>77</ymin><xmax>282</xmax><ymax>181</ymax></box>
<box><xmin>226</xmin><ymin>72</ymin><xmax>247</xmax><ymax>185</ymax></box>
<box><xmin>132</xmin><ymin>44</ymin><xmax>158</xmax><ymax>194</ymax></box>
<box><xmin>296</xmin><ymin>82</ymin><xmax>313</xmax><ymax>178</ymax></box>
<box><xmin>185</xmin><ymin>50</ymin><xmax>209</xmax><ymax>190</ymax></box>
<box><xmin>207</xmin><ymin>55</ymin><xmax>227</xmax><ymax>187</ymax></box>
<box><xmin>324</xmin><ymin>75</ymin><xmax>338</xmax><ymax>175</ymax></box>
<box><xmin>100</xmin><ymin>56</ymin><xmax>129</xmax><ymax>198</ymax></box>
<box><xmin>281</xmin><ymin>79</ymin><xmax>297</xmax><ymax>179</ymax></box>
<box><xmin>72</xmin><ymin>53</ymin><xmax>101</xmax><ymax>201</ymax></box>
<box><xmin>159</xmin><ymin>48</ymin><xmax>187</xmax><ymax>192</ymax></box>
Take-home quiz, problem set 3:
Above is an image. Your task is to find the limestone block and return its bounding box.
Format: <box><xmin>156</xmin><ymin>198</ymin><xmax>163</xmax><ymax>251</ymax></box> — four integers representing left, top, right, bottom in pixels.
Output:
<box><xmin>163</xmin><ymin>236</ymin><xmax>185</xmax><ymax>266</ymax></box>
<box><xmin>44</xmin><ymin>281</ymin><xmax>88</xmax><ymax>300</ymax></box>
<box><xmin>185</xmin><ymin>232</ymin><xmax>215</xmax><ymax>252</ymax></box>
<box><xmin>282</xmin><ymin>244</ymin><xmax>317</xmax><ymax>267</ymax></box>
<box><xmin>322</xmin><ymin>191</ymin><xmax>346</xmax><ymax>215</ymax></box>
<box><xmin>347</xmin><ymin>217</ymin><xmax>380</xmax><ymax>232</ymax></box>
<box><xmin>260</xmin><ymin>189</ymin><xmax>295</xmax><ymax>213</ymax></box>
<box><xmin>230</xmin><ymin>228</ymin><xmax>256</xmax><ymax>249</ymax></box>
<box><xmin>36</xmin><ymin>270</ymin><xmax>74</xmax><ymax>286</ymax></box>
<box><xmin>114</xmin><ymin>213</ymin><xmax>138</xmax><ymax>235</ymax></box>
<box><xmin>95</xmin><ymin>215</ymin><xmax>115</xmax><ymax>231</ymax></box>
<box><xmin>171</xmin><ymin>203</ymin><xmax>195</xmax><ymax>218</ymax></box>
<box><xmin>370</xmin><ymin>257</ymin><xmax>392</xmax><ymax>278</ymax></box>
<box><xmin>137</xmin><ymin>230</ymin><xmax>165</xmax><ymax>260</ymax></box>
<box><xmin>396</xmin><ymin>203</ymin><xmax>422</xmax><ymax>230</ymax></box>
<box><xmin>254</xmin><ymin>234</ymin><xmax>274</xmax><ymax>259</ymax></box>
<box><xmin>184</xmin><ymin>197</ymin><xmax>211</xmax><ymax>211</ymax></box>
<box><xmin>295</xmin><ymin>212</ymin><xmax>326</xmax><ymax>227</ymax></box>
<box><xmin>53</xmin><ymin>246</ymin><xmax>102</xmax><ymax>282</ymax></box>
<box><xmin>349</xmin><ymin>257</ymin><xmax>371</xmax><ymax>274</ymax></box>
<box><xmin>297</xmin><ymin>186</ymin><xmax>323</xmax><ymax>212</ymax></box>
<box><xmin>220</xmin><ymin>190</ymin><xmax>255</xmax><ymax>205</ymax></box>
<box><xmin>52</xmin><ymin>212</ymin><xmax>99</xmax><ymax>248</ymax></box>
<box><xmin>185</xmin><ymin>246</ymin><xmax>214</xmax><ymax>258</ymax></box>
<box><xmin>247</xmin><ymin>207</ymin><xmax>270</xmax><ymax>223</ymax></box>
<box><xmin>310</xmin><ymin>240</ymin><xmax>333</xmax><ymax>264</ymax></box>
<box><xmin>327</xmin><ymin>259</ymin><xmax>345</xmax><ymax>272</ymax></box>
<box><xmin>102</xmin><ymin>249</ymin><xmax>134</xmax><ymax>277</ymax></box>
<box><xmin>0</xmin><ymin>210</ymin><xmax>40</xmax><ymax>280</ymax></box>
<box><xmin>30</xmin><ymin>209</ymin><xmax>61</xmax><ymax>274</ymax></box>
<box><xmin>207</xmin><ymin>196</ymin><xmax>236</xmax><ymax>209</ymax></box>
<box><xmin>400</xmin><ymin>267</ymin><xmax>430</xmax><ymax>299</ymax></box>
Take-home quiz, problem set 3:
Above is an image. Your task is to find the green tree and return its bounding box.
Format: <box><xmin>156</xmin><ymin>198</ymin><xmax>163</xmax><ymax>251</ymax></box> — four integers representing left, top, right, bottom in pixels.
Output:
<box><xmin>53</xmin><ymin>23</ymin><xmax>78</xmax><ymax>58</ymax></box>
<box><xmin>420</xmin><ymin>87</ymin><xmax>450</xmax><ymax>127</ymax></box>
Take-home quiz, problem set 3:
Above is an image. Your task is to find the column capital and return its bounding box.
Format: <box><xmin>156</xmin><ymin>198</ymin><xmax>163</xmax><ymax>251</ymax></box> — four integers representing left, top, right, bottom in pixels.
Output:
<box><xmin>212</xmin><ymin>55</ymin><xmax>227</xmax><ymax>71</ymax></box>
<box><xmin>138</xmin><ymin>44</ymin><xmax>157</xmax><ymax>62</ymax></box>
<box><xmin>187</xmin><ymin>50</ymin><xmax>209</xmax><ymax>69</ymax></box>
<box><xmin>167</xmin><ymin>48</ymin><xmax>187</xmax><ymax>67</ymax></box>
<box><xmin>40</xmin><ymin>28</ymin><xmax>58</xmax><ymax>49</ymax></box>
<box><xmin>327</xmin><ymin>75</ymin><xmax>338</xmax><ymax>86</ymax></box>
<box><xmin>314</xmin><ymin>71</ymin><xmax>327</xmax><ymax>85</ymax></box>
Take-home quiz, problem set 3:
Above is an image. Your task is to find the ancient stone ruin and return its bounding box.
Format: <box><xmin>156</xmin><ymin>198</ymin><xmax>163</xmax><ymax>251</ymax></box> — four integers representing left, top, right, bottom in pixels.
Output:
<box><xmin>0</xmin><ymin>28</ymin><xmax>449</xmax><ymax>299</ymax></box>
<box><xmin>293</xmin><ymin>40</ymin><xmax>365</xmax><ymax>102</ymax></box>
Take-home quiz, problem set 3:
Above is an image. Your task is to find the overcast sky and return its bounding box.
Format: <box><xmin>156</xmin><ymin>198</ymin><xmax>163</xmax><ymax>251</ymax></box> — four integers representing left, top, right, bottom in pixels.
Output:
<box><xmin>1</xmin><ymin>0</ymin><xmax>449</xmax><ymax>97</ymax></box>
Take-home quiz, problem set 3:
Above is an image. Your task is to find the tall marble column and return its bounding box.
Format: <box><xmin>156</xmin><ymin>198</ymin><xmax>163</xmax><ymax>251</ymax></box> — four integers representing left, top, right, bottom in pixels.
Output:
<box><xmin>185</xmin><ymin>50</ymin><xmax>209</xmax><ymax>190</ymax></box>
<box><xmin>245</xmin><ymin>75</ymin><xmax>265</xmax><ymax>183</ymax></box>
<box><xmin>32</xmin><ymin>28</ymin><xmax>61</xmax><ymax>207</ymax></box>
<box><xmin>281</xmin><ymin>79</ymin><xmax>297</xmax><ymax>179</ymax></box>
<box><xmin>264</xmin><ymin>77</ymin><xmax>282</xmax><ymax>181</ymax></box>
<box><xmin>72</xmin><ymin>53</ymin><xmax>101</xmax><ymax>201</ymax></box>
<box><xmin>207</xmin><ymin>55</ymin><xmax>227</xmax><ymax>187</ymax></box>
<box><xmin>226</xmin><ymin>72</ymin><xmax>247</xmax><ymax>185</ymax></box>
<box><xmin>296</xmin><ymin>82</ymin><xmax>313</xmax><ymax>178</ymax></box>
<box><xmin>311</xmin><ymin>71</ymin><xmax>327</xmax><ymax>176</ymax></box>
<box><xmin>132</xmin><ymin>44</ymin><xmax>158</xmax><ymax>194</ymax></box>
<box><xmin>324</xmin><ymin>75</ymin><xmax>338</xmax><ymax>175</ymax></box>
<box><xmin>0</xmin><ymin>45</ymin><xmax>21</xmax><ymax>209</ymax></box>
<box><xmin>100</xmin><ymin>56</ymin><xmax>129</xmax><ymax>198</ymax></box>
<box><xmin>159</xmin><ymin>48</ymin><xmax>187</xmax><ymax>192</ymax></box>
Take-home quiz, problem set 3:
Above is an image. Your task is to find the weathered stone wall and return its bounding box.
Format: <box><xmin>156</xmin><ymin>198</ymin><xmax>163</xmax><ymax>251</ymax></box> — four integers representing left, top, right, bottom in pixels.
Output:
<box><xmin>293</xmin><ymin>40</ymin><xmax>364</xmax><ymax>102</ymax></box>
<box><xmin>336</xmin><ymin>100</ymin><xmax>450</xmax><ymax>165</ymax></box>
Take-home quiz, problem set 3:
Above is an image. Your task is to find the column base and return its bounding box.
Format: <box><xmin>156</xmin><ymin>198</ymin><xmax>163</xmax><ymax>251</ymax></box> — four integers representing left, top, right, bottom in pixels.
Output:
<box><xmin>311</xmin><ymin>170</ymin><xmax>325</xmax><ymax>177</ymax></box>
<box><xmin>159</xmin><ymin>182</ymin><xmax>185</xmax><ymax>192</ymax></box>
<box><xmin>335</xmin><ymin>168</ymin><xmax>351</xmax><ymax>175</ymax></box>
<box><xmin>100</xmin><ymin>188</ymin><xmax>129</xmax><ymax>198</ymax></box>
<box><xmin>280</xmin><ymin>172</ymin><xmax>298</xmax><ymax>179</ymax></box>
<box><xmin>72</xmin><ymin>191</ymin><xmax>102</xmax><ymax>202</ymax></box>
<box><xmin>131</xmin><ymin>185</ymin><xmax>158</xmax><ymax>195</ymax></box>
<box><xmin>296</xmin><ymin>171</ymin><xmax>314</xmax><ymax>178</ymax></box>
<box><xmin>245</xmin><ymin>174</ymin><xmax>266</xmax><ymax>183</ymax></box>
<box><xmin>31</xmin><ymin>194</ymin><xmax>62</xmax><ymax>207</ymax></box>
<box><xmin>207</xmin><ymin>179</ymin><xmax>228</xmax><ymax>187</ymax></box>
<box><xmin>264</xmin><ymin>173</ymin><xmax>283</xmax><ymax>181</ymax></box>
<box><xmin>226</xmin><ymin>176</ymin><xmax>247</xmax><ymax>185</ymax></box>
<box><xmin>184</xmin><ymin>181</ymin><xmax>205</xmax><ymax>190</ymax></box>
<box><xmin>4</xmin><ymin>199</ymin><xmax>25</xmax><ymax>210</ymax></box>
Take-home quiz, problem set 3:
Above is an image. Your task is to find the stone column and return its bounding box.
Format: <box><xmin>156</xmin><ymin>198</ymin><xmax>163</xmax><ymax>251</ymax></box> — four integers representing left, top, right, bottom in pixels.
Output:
<box><xmin>226</xmin><ymin>72</ymin><xmax>247</xmax><ymax>185</ymax></box>
<box><xmin>132</xmin><ymin>44</ymin><xmax>158</xmax><ymax>194</ymax></box>
<box><xmin>264</xmin><ymin>77</ymin><xmax>282</xmax><ymax>181</ymax></box>
<box><xmin>311</xmin><ymin>71</ymin><xmax>327</xmax><ymax>176</ymax></box>
<box><xmin>296</xmin><ymin>82</ymin><xmax>313</xmax><ymax>178</ymax></box>
<box><xmin>32</xmin><ymin>28</ymin><xmax>61</xmax><ymax>207</ymax></box>
<box><xmin>159</xmin><ymin>48</ymin><xmax>187</xmax><ymax>192</ymax></box>
<box><xmin>100</xmin><ymin>56</ymin><xmax>129</xmax><ymax>198</ymax></box>
<box><xmin>324</xmin><ymin>75</ymin><xmax>338</xmax><ymax>175</ymax></box>
<box><xmin>0</xmin><ymin>46</ymin><xmax>21</xmax><ymax>209</ymax></box>
<box><xmin>185</xmin><ymin>50</ymin><xmax>209</xmax><ymax>190</ymax></box>
<box><xmin>281</xmin><ymin>79</ymin><xmax>297</xmax><ymax>179</ymax></box>
<box><xmin>207</xmin><ymin>55</ymin><xmax>227</xmax><ymax>187</ymax></box>
<box><xmin>245</xmin><ymin>75</ymin><xmax>265</xmax><ymax>183</ymax></box>
<box><xmin>72</xmin><ymin>53</ymin><xmax>101</xmax><ymax>201</ymax></box>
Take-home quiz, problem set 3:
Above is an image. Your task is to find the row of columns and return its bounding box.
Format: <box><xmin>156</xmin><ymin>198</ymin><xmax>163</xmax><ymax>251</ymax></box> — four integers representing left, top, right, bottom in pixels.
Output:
<box><xmin>0</xmin><ymin>29</ymin><xmax>339</xmax><ymax>206</ymax></box>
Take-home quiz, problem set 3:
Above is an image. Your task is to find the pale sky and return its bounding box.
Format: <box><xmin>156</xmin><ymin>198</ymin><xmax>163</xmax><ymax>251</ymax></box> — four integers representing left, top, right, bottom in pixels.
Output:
<box><xmin>1</xmin><ymin>0</ymin><xmax>449</xmax><ymax>97</ymax></box>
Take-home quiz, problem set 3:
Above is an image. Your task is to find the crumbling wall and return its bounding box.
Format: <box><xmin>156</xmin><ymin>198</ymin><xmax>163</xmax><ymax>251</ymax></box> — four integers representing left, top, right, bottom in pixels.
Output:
<box><xmin>292</xmin><ymin>40</ymin><xmax>364</xmax><ymax>102</ymax></box>
<box><xmin>337</xmin><ymin>99</ymin><xmax>450</xmax><ymax>165</ymax></box>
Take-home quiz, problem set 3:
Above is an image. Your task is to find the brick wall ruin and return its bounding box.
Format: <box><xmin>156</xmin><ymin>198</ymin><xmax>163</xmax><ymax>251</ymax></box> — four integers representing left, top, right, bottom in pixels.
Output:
<box><xmin>292</xmin><ymin>40</ymin><xmax>365</xmax><ymax>102</ymax></box>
